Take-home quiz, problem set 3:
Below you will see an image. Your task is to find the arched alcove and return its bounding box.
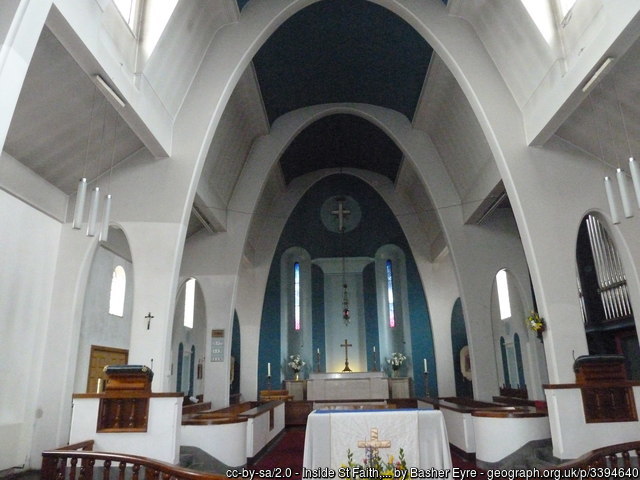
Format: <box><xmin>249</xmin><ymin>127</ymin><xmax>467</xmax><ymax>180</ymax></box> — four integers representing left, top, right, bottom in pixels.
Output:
<box><xmin>73</xmin><ymin>226</ymin><xmax>133</xmax><ymax>393</ymax></box>
<box><xmin>171</xmin><ymin>277</ymin><xmax>207</xmax><ymax>396</ymax></box>
<box><xmin>576</xmin><ymin>213</ymin><xmax>640</xmax><ymax>379</ymax></box>
<box><xmin>450</xmin><ymin>298</ymin><xmax>472</xmax><ymax>398</ymax></box>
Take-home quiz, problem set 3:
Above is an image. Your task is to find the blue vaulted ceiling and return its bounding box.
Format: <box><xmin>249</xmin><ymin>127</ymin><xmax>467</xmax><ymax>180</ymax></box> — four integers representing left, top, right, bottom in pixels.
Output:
<box><xmin>236</xmin><ymin>0</ymin><xmax>433</xmax><ymax>183</ymax></box>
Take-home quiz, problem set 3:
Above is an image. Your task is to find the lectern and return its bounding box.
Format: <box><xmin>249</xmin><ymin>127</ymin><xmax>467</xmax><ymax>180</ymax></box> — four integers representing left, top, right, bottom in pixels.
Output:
<box><xmin>97</xmin><ymin>365</ymin><xmax>153</xmax><ymax>432</ymax></box>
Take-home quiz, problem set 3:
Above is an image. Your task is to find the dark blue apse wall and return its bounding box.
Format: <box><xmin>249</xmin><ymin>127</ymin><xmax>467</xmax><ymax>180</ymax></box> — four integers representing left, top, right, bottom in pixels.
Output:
<box><xmin>258</xmin><ymin>174</ymin><xmax>437</xmax><ymax>396</ymax></box>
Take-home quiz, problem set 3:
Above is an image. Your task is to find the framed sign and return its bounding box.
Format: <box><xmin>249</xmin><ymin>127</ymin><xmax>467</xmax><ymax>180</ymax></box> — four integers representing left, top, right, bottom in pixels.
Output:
<box><xmin>210</xmin><ymin>329</ymin><xmax>225</xmax><ymax>362</ymax></box>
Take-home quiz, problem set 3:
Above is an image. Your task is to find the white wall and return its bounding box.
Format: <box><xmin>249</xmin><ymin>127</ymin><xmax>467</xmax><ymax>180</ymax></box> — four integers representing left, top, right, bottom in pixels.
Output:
<box><xmin>73</xmin><ymin>246</ymin><xmax>134</xmax><ymax>393</ymax></box>
<box><xmin>0</xmin><ymin>189</ymin><xmax>61</xmax><ymax>470</ymax></box>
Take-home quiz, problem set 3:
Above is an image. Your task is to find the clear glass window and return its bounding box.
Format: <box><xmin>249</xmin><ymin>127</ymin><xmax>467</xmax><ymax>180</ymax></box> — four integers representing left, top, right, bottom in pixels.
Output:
<box><xmin>184</xmin><ymin>278</ymin><xmax>195</xmax><ymax>329</ymax></box>
<box><xmin>113</xmin><ymin>0</ymin><xmax>140</xmax><ymax>30</ymax></box>
<box><xmin>109</xmin><ymin>265</ymin><xmax>126</xmax><ymax>317</ymax></box>
<box><xmin>497</xmin><ymin>269</ymin><xmax>511</xmax><ymax>320</ymax></box>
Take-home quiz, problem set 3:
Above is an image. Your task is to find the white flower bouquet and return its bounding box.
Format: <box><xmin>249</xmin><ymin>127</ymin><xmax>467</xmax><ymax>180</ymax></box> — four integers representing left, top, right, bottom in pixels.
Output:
<box><xmin>288</xmin><ymin>354</ymin><xmax>305</xmax><ymax>372</ymax></box>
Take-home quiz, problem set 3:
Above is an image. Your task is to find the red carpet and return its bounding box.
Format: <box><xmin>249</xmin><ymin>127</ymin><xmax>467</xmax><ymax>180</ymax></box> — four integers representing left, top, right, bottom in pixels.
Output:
<box><xmin>252</xmin><ymin>429</ymin><xmax>305</xmax><ymax>479</ymax></box>
<box><xmin>253</xmin><ymin>428</ymin><xmax>486</xmax><ymax>479</ymax></box>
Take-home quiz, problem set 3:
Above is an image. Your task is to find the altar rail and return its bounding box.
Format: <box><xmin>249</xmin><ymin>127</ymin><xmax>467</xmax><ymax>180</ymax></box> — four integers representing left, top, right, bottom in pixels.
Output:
<box><xmin>41</xmin><ymin>440</ymin><xmax>234</xmax><ymax>480</ymax></box>
<box><xmin>518</xmin><ymin>441</ymin><xmax>640</xmax><ymax>479</ymax></box>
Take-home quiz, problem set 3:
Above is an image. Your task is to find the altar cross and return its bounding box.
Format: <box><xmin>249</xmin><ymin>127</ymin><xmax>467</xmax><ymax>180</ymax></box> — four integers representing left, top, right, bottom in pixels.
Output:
<box><xmin>341</xmin><ymin>338</ymin><xmax>352</xmax><ymax>372</ymax></box>
<box><xmin>357</xmin><ymin>428</ymin><xmax>391</xmax><ymax>458</ymax></box>
<box><xmin>145</xmin><ymin>312</ymin><xmax>154</xmax><ymax>330</ymax></box>
<box><xmin>331</xmin><ymin>198</ymin><xmax>351</xmax><ymax>232</ymax></box>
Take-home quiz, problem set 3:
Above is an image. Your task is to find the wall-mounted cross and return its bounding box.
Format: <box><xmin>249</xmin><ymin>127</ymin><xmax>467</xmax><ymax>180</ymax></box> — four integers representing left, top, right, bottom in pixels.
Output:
<box><xmin>145</xmin><ymin>312</ymin><xmax>154</xmax><ymax>330</ymax></box>
<box><xmin>331</xmin><ymin>198</ymin><xmax>351</xmax><ymax>232</ymax></box>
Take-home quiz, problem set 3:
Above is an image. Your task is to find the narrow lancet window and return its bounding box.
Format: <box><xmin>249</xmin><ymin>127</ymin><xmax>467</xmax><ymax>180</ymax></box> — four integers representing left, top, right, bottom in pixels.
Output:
<box><xmin>497</xmin><ymin>269</ymin><xmax>511</xmax><ymax>320</ymax></box>
<box><xmin>109</xmin><ymin>265</ymin><xmax>126</xmax><ymax>317</ymax></box>
<box><xmin>184</xmin><ymin>278</ymin><xmax>195</xmax><ymax>328</ymax></box>
<box><xmin>294</xmin><ymin>262</ymin><xmax>301</xmax><ymax>330</ymax></box>
<box><xmin>386</xmin><ymin>259</ymin><xmax>396</xmax><ymax>327</ymax></box>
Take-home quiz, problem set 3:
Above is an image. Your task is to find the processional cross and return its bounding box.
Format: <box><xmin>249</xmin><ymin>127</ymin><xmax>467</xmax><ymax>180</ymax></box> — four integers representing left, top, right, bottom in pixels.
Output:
<box><xmin>357</xmin><ymin>428</ymin><xmax>391</xmax><ymax>459</ymax></box>
<box><xmin>341</xmin><ymin>338</ymin><xmax>353</xmax><ymax>372</ymax></box>
<box><xmin>331</xmin><ymin>198</ymin><xmax>351</xmax><ymax>232</ymax></box>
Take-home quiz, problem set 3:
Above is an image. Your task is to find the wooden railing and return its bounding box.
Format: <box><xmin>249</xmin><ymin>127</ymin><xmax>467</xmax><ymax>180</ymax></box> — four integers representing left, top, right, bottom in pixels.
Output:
<box><xmin>520</xmin><ymin>441</ymin><xmax>640</xmax><ymax>479</ymax></box>
<box><xmin>41</xmin><ymin>441</ymin><xmax>235</xmax><ymax>480</ymax></box>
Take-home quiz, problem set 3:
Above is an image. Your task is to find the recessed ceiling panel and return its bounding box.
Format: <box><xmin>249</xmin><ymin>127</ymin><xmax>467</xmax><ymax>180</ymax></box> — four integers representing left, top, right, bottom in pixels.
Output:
<box><xmin>279</xmin><ymin>114</ymin><xmax>402</xmax><ymax>184</ymax></box>
<box><xmin>251</xmin><ymin>0</ymin><xmax>432</xmax><ymax>123</ymax></box>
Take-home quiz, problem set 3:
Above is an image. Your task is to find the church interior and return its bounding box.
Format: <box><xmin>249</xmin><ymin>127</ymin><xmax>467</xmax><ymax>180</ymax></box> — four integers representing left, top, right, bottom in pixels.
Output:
<box><xmin>2</xmin><ymin>0</ymin><xmax>640</xmax><ymax>477</ymax></box>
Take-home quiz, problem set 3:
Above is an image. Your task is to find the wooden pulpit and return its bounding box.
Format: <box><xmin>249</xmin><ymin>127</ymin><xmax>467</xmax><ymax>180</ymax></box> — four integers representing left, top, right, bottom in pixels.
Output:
<box><xmin>98</xmin><ymin>365</ymin><xmax>153</xmax><ymax>432</ymax></box>
<box><xmin>573</xmin><ymin>355</ymin><xmax>637</xmax><ymax>423</ymax></box>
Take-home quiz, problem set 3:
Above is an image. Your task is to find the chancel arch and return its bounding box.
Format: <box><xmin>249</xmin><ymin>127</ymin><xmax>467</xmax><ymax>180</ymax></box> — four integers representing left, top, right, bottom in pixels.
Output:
<box><xmin>257</xmin><ymin>173</ymin><xmax>437</xmax><ymax>396</ymax></box>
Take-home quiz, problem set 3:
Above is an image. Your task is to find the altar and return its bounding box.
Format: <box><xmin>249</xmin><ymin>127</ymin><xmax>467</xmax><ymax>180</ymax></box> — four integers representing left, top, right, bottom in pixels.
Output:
<box><xmin>303</xmin><ymin>409</ymin><xmax>452</xmax><ymax>478</ymax></box>
<box><xmin>306</xmin><ymin>372</ymin><xmax>389</xmax><ymax>400</ymax></box>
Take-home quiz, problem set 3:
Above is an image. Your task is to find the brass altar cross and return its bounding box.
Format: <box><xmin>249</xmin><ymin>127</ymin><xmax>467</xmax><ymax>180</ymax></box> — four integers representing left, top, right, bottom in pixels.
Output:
<box><xmin>357</xmin><ymin>428</ymin><xmax>391</xmax><ymax>458</ymax></box>
<box><xmin>331</xmin><ymin>198</ymin><xmax>351</xmax><ymax>232</ymax></box>
<box><xmin>341</xmin><ymin>338</ymin><xmax>353</xmax><ymax>372</ymax></box>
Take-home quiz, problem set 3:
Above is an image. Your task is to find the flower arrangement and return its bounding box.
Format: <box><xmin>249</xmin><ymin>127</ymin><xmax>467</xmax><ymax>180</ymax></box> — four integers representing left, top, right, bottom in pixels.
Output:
<box><xmin>526</xmin><ymin>311</ymin><xmax>545</xmax><ymax>333</ymax></box>
<box><xmin>287</xmin><ymin>354</ymin><xmax>305</xmax><ymax>372</ymax></box>
<box><xmin>342</xmin><ymin>447</ymin><xmax>409</xmax><ymax>480</ymax></box>
<box><xmin>386</xmin><ymin>352</ymin><xmax>407</xmax><ymax>370</ymax></box>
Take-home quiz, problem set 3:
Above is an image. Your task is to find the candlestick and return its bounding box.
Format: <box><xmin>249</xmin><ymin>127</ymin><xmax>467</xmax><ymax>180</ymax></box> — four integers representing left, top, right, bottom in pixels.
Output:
<box><xmin>424</xmin><ymin>372</ymin><xmax>430</xmax><ymax>398</ymax></box>
<box><xmin>423</xmin><ymin>358</ymin><xmax>428</xmax><ymax>373</ymax></box>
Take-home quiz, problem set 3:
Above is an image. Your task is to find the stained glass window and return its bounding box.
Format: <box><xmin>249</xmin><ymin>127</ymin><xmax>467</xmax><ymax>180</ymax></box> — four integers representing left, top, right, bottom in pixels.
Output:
<box><xmin>386</xmin><ymin>260</ymin><xmax>396</xmax><ymax>327</ymax></box>
<box><xmin>294</xmin><ymin>262</ymin><xmax>301</xmax><ymax>330</ymax></box>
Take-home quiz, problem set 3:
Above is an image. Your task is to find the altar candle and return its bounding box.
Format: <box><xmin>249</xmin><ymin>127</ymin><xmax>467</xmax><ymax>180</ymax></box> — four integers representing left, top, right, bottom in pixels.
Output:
<box><xmin>267</xmin><ymin>362</ymin><xmax>271</xmax><ymax>376</ymax></box>
<box><xmin>373</xmin><ymin>346</ymin><xmax>376</xmax><ymax>353</ymax></box>
<box><xmin>317</xmin><ymin>348</ymin><xmax>320</xmax><ymax>355</ymax></box>
<box><xmin>423</xmin><ymin>358</ymin><xmax>428</xmax><ymax>373</ymax></box>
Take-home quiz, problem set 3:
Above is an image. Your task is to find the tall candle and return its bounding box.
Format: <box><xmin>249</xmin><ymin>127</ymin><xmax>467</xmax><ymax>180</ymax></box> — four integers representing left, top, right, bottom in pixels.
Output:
<box><xmin>267</xmin><ymin>362</ymin><xmax>271</xmax><ymax>376</ymax></box>
<box><xmin>423</xmin><ymin>358</ymin><xmax>428</xmax><ymax>373</ymax></box>
<box><xmin>373</xmin><ymin>346</ymin><xmax>376</xmax><ymax>353</ymax></box>
<box><xmin>317</xmin><ymin>348</ymin><xmax>320</xmax><ymax>355</ymax></box>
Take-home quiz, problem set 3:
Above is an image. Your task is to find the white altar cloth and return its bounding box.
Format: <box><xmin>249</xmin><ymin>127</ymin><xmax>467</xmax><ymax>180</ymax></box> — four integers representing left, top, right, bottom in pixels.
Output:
<box><xmin>303</xmin><ymin>409</ymin><xmax>452</xmax><ymax>478</ymax></box>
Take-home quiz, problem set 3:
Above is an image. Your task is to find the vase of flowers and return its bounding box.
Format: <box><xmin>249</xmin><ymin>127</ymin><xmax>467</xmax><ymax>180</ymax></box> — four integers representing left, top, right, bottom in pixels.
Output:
<box><xmin>526</xmin><ymin>311</ymin><xmax>545</xmax><ymax>341</ymax></box>
<box><xmin>288</xmin><ymin>354</ymin><xmax>305</xmax><ymax>380</ymax></box>
<box><xmin>386</xmin><ymin>352</ymin><xmax>407</xmax><ymax>377</ymax></box>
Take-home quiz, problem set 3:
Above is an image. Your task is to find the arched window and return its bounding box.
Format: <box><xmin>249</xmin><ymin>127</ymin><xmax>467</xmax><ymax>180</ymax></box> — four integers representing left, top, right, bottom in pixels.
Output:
<box><xmin>109</xmin><ymin>265</ymin><xmax>126</xmax><ymax>317</ymax></box>
<box><xmin>496</xmin><ymin>269</ymin><xmax>511</xmax><ymax>320</ymax></box>
<box><xmin>385</xmin><ymin>260</ymin><xmax>396</xmax><ymax>328</ymax></box>
<box><xmin>183</xmin><ymin>278</ymin><xmax>195</xmax><ymax>329</ymax></box>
